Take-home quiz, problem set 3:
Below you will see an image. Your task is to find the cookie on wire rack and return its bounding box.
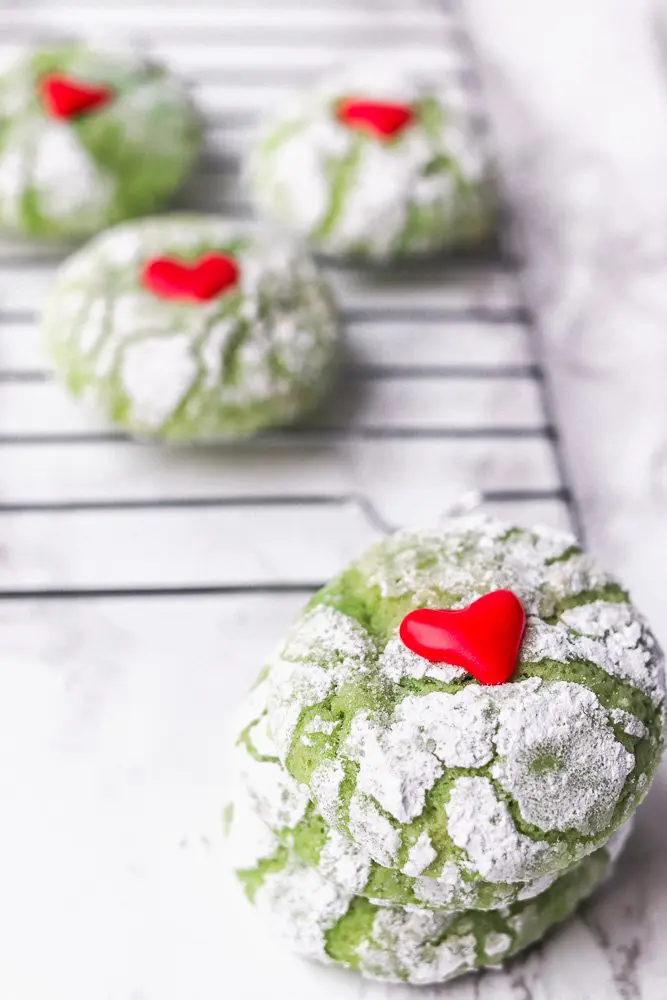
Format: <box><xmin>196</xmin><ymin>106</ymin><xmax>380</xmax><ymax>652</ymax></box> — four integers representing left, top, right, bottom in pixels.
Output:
<box><xmin>0</xmin><ymin>43</ymin><xmax>202</xmax><ymax>239</ymax></box>
<box><xmin>42</xmin><ymin>215</ymin><xmax>340</xmax><ymax>440</ymax></box>
<box><xmin>247</xmin><ymin>63</ymin><xmax>495</xmax><ymax>262</ymax></box>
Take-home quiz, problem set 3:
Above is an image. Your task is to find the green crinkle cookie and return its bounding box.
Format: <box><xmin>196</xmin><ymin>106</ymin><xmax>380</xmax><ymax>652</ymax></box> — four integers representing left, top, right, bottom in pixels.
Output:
<box><xmin>42</xmin><ymin>214</ymin><xmax>340</xmax><ymax>440</ymax></box>
<box><xmin>247</xmin><ymin>64</ymin><xmax>495</xmax><ymax>261</ymax></box>
<box><xmin>233</xmin><ymin>669</ymin><xmax>572</xmax><ymax>911</ymax></box>
<box><xmin>228</xmin><ymin>774</ymin><xmax>633</xmax><ymax>985</ymax></box>
<box><xmin>0</xmin><ymin>43</ymin><xmax>202</xmax><ymax>239</ymax></box>
<box><xmin>263</xmin><ymin>514</ymin><xmax>665</xmax><ymax>885</ymax></box>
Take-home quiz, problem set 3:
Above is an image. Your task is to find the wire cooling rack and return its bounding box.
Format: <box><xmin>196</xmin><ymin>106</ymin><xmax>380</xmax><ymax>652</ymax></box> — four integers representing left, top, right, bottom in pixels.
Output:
<box><xmin>0</xmin><ymin>4</ymin><xmax>582</xmax><ymax>999</ymax></box>
<box><xmin>0</xmin><ymin>0</ymin><xmax>582</xmax><ymax>602</ymax></box>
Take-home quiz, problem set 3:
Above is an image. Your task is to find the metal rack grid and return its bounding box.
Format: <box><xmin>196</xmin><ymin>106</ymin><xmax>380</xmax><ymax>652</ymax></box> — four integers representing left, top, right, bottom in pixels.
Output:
<box><xmin>0</xmin><ymin>0</ymin><xmax>581</xmax><ymax>603</ymax></box>
<box><xmin>0</xmin><ymin>5</ymin><xmax>583</xmax><ymax>998</ymax></box>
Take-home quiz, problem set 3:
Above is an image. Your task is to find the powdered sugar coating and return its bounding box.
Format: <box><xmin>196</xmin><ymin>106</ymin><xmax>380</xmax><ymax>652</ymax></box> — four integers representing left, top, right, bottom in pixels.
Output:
<box><xmin>357</xmin><ymin>515</ymin><xmax>613</xmax><ymax>617</ymax></box>
<box><xmin>120</xmin><ymin>332</ymin><xmax>198</xmax><ymax>429</ymax></box>
<box><xmin>484</xmin><ymin>932</ymin><xmax>513</xmax><ymax>957</ymax></box>
<box><xmin>609</xmin><ymin>709</ymin><xmax>649</xmax><ymax>739</ymax></box>
<box><xmin>247</xmin><ymin>63</ymin><xmax>494</xmax><ymax>261</ymax></box>
<box><xmin>229</xmin><ymin>784</ymin><xmax>624</xmax><ymax>984</ymax></box>
<box><xmin>264</xmin><ymin>514</ymin><xmax>664</xmax><ymax>883</ymax></box>
<box><xmin>43</xmin><ymin>215</ymin><xmax>339</xmax><ymax>440</ymax></box>
<box><xmin>234</xmin><ymin>674</ymin><xmax>611</xmax><ymax>912</ymax></box>
<box><xmin>348</xmin><ymin>792</ymin><xmax>402</xmax><ymax>868</ymax></box>
<box><xmin>234</xmin><ymin>749</ymin><xmax>310</xmax><ymax>833</ymax></box>
<box><xmin>255</xmin><ymin>862</ymin><xmax>351</xmax><ymax>962</ymax></box>
<box><xmin>318</xmin><ymin>830</ymin><xmax>372</xmax><ymax>895</ymax></box>
<box><xmin>357</xmin><ymin>910</ymin><xmax>477</xmax><ymax>984</ymax></box>
<box><xmin>492</xmin><ymin>681</ymin><xmax>634</xmax><ymax>834</ymax></box>
<box><xmin>345</xmin><ymin>709</ymin><xmax>443</xmax><ymax>824</ymax></box>
<box><xmin>446</xmin><ymin>776</ymin><xmax>568</xmax><ymax>881</ymax></box>
<box><xmin>378</xmin><ymin>636</ymin><xmax>467</xmax><ymax>684</ymax></box>
<box><xmin>31</xmin><ymin>121</ymin><xmax>114</xmax><ymax>224</ymax></box>
<box><xmin>310</xmin><ymin>758</ymin><xmax>346</xmax><ymax>828</ymax></box>
<box><xmin>401</xmin><ymin>831</ymin><xmax>437</xmax><ymax>877</ymax></box>
<box><xmin>0</xmin><ymin>43</ymin><xmax>201</xmax><ymax>238</ymax></box>
<box><xmin>561</xmin><ymin>601</ymin><xmax>665</xmax><ymax>707</ymax></box>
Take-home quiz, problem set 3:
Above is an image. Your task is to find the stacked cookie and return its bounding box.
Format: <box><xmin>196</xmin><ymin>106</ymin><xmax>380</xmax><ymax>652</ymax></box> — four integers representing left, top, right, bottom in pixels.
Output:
<box><xmin>228</xmin><ymin>513</ymin><xmax>666</xmax><ymax>984</ymax></box>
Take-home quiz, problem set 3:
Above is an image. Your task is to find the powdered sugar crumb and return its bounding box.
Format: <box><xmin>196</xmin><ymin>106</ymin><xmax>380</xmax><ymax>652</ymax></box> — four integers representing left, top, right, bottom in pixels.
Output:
<box><xmin>347</xmin><ymin>792</ymin><xmax>401</xmax><ymax>868</ymax></box>
<box><xmin>402</xmin><ymin>831</ymin><xmax>437</xmax><ymax>877</ymax></box>
<box><xmin>561</xmin><ymin>601</ymin><xmax>665</xmax><ymax>707</ymax></box>
<box><xmin>484</xmin><ymin>932</ymin><xmax>512</xmax><ymax>958</ymax></box>
<box><xmin>344</xmin><ymin>709</ymin><xmax>443</xmax><ymax>823</ymax></box>
<box><xmin>359</xmin><ymin>907</ymin><xmax>477</xmax><ymax>984</ymax></box>
<box><xmin>609</xmin><ymin>709</ymin><xmax>649</xmax><ymax>740</ymax></box>
<box><xmin>377</xmin><ymin>636</ymin><xmax>467</xmax><ymax>683</ymax></box>
<box><xmin>318</xmin><ymin>829</ymin><xmax>371</xmax><ymax>895</ymax></box>
<box><xmin>120</xmin><ymin>333</ymin><xmax>197</xmax><ymax>429</ymax></box>
<box><xmin>310</xmin><ymin>758</ymin><xmax>345</xmax><ymax>829</ymax></box>
<box><xmin>446</xmin><ymin>775</ymin><xmax>566</xmax><ymax>881</ymax></box>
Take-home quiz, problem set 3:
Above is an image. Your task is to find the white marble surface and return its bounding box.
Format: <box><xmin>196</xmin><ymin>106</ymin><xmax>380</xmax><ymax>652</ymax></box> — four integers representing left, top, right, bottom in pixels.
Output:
<box><xmin>465</xmin><ymin>1</ymin><xmax>667</xmax><ymax>997</ymax></box>
<box><xmin>0</xmin><ymin>1</ymin><xmax>665</xmax><ymax>998</ymax></box>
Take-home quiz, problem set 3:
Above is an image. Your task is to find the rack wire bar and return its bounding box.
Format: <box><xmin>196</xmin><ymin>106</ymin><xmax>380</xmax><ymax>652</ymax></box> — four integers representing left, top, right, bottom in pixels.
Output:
<box><xmin>0</xmin><ymin>0</ymin><xmax>580</xmax><ymax>596</ymax></box>
<box><xmin>0</xmin><ymin>8</ymin><xmax>587</xmax><ymax>999</ymax></box>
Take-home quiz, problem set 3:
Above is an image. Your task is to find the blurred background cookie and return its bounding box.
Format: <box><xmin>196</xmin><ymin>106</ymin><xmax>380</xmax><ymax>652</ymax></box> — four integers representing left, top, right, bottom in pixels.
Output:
<box><xmin>247</xmin><ymin>63</ymin><xmax>495</xmax><ymax>262</ymax></box>
<box><xmin>0</xmin><ymin>43</ymin><xmax>202</xmax><ymax>239</ymax></box>
<box><xmin>42</xmin><ymin>215</ymin><xmax>340</xmax><ymax>440</ymax></box>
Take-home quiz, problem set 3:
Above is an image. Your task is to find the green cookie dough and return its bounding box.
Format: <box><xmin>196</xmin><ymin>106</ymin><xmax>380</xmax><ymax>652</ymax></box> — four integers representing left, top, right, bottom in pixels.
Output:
<box><xmin>262</xmin><ymin>514</ymin><xmax>665</xmax><ymax>886</ymax></box>
<box><xmin>0</xmin><ymin>43</ymin><xmax>202</xmax><ymax>238</ymax></box>
<box><xmin>234</xmin><ymin>669</ymin><xmax>571</xmax><ymax>912</ymax></box>
<box><xmin>42</xmin><ymin>215</ymin><xmax>340</xmax><ymax>440</ymax></box>
<box><xmin>247</xmin><ymin>64</ymin><xmax>495</xmax><ymax>261</ymax></box>
<box><xmin>228</xmin><ymin>777</ymin><xmax>633</xmax><ymax>985</ymax></box>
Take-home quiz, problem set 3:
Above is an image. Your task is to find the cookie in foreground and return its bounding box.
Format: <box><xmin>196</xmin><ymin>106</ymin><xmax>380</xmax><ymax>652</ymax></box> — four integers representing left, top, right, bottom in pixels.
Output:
<box><xmin>42</xmin><ymin>215</ymin><xmax>340</xmax><ymax>440</ymax></box>
<box><xmin>262</xmin><ymin>514</ymin><xmax>665</xmax><ymax>885</ymax></box>
<box><xmin>227</xmin><ymin>776</ymin><xmax>634</xmax><ymax>985</ymax></box>
<box><xmin>233</xmin><ymin>667</ymin><xmax>577</xmax><ymax>913</ymax></box>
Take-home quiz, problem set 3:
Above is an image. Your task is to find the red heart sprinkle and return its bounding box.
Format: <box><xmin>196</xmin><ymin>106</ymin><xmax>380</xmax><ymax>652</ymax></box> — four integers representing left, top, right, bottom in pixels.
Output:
<box><xmin>141</xmin><ymin>253</ymin><xmax>241</xmax><ymax>303</ymax></box>
<box><xmin>399</xmin><ymin>590</ymin><xmax>526</xmax><ymax>686</ymax></box>
<box><xmin>337</xmin><ymin>98</ymin><xmax>415</xmax><ymax>139</ymax></box>
<box><xmin>39</xmin><ymin>73</ymin><xmax>114</xmax><ymax>119</ymax></box>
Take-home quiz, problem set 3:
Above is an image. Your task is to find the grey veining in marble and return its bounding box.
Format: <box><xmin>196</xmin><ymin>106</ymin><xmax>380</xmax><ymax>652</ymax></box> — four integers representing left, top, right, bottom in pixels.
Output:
<box><xmin>0</xmin><ymin>1</ymin><xmax>664</xmax><ymax>998</ymax></box>
<box><xmin>465</xmin><ymin>1</ymin><xmax>667</xmax><ymax>997</ymax></box>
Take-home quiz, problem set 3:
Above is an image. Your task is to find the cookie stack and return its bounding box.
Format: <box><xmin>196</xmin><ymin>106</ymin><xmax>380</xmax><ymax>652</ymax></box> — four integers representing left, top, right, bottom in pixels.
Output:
<box><xmin>228</xmin><ymin>514</ymin><xmax>666</xmax><ymax>985</ymax></box>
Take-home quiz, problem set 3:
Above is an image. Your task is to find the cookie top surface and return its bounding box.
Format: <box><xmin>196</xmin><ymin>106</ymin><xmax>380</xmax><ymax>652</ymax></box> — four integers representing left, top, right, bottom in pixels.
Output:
<box><xmin>263</xmin><ymin>514</ymin><xmax>665</xmax><ymax>881</ymax></box>
<box><xmin>42</xmin><ymin>215</ymin><xmax>339</xmax><ymax>439</ymax></box>
<box><xmin>247</xmin><ymin>63</ymin><xmax>494</xmax><ymax>260</ymax></box>
<box><xmin>0</xmin><ymin>43</ymin><xmax>202</xmax><ymax>237</ymax></box>
<box><xmin>228</xmin><ymin>777</ymin><xmax>630</xmax><ymax>985</ymax></box>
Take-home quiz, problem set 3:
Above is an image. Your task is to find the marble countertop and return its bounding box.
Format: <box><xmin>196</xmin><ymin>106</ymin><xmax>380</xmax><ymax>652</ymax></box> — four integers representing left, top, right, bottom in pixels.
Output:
<box><xmin>465</xmin><ymin>1</ymin><xmax>667</xmax><ymax>996</ymax></box>
<box><xmin>0</xmin><ymin>1</ymin><xmax>665</xmax><ymax>997</ymax></box>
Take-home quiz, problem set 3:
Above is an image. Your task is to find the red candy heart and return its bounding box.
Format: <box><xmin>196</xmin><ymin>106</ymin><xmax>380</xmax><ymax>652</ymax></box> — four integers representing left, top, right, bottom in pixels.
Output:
<box><xmin>337</xmin><ymin>97</ymin><xmax>415</xmax><ymax>140</ymax></box>
<box><xmin>399</xmin><ymin>590</ymin><xmax>526</xmax><ymax>686</ymax></box>
<box><xmin>39</xmin><ymin>73</ymin><xmax>114</xmax><ymax>119</ymax></box>
<box><xmin>142</xmin><ymin>253</ymin><xmax>241</xmax><ymax>303</ymax></box>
